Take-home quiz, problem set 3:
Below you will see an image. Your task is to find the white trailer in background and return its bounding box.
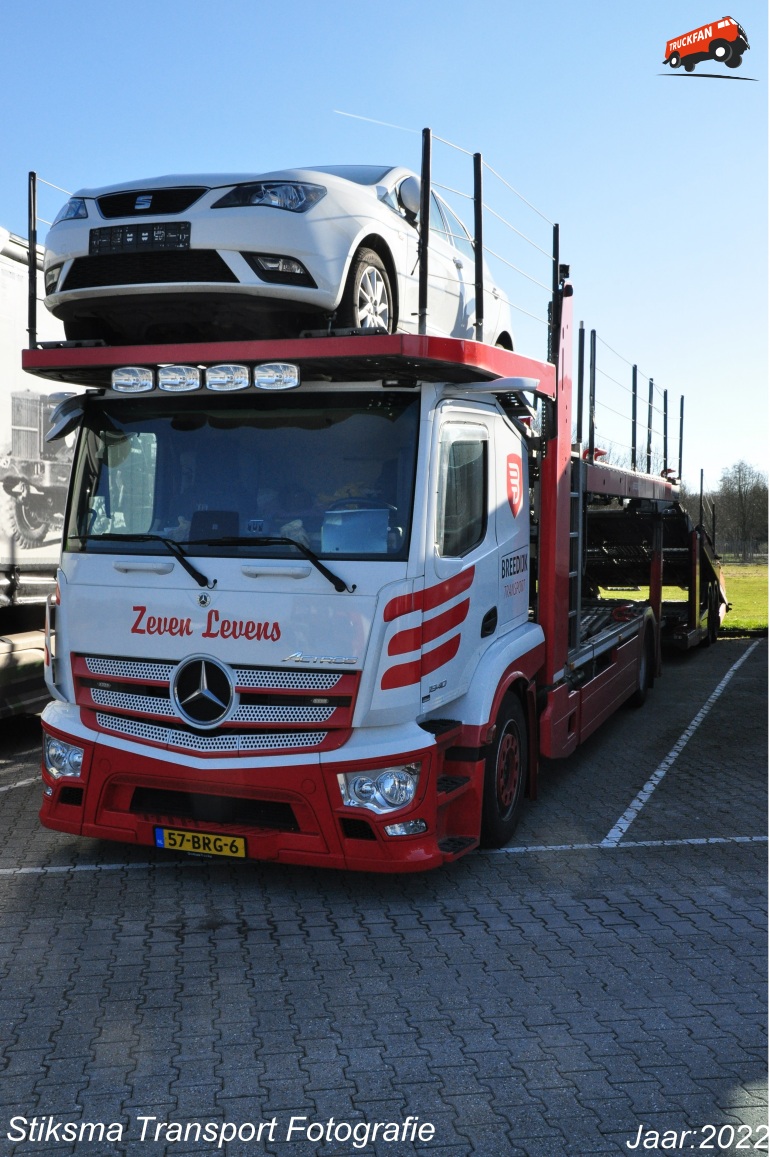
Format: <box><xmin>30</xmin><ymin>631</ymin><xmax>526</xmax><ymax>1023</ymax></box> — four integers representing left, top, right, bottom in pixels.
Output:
<box><xmin>0</xmin><ymin>227</ymin><xmax>70</xmax><ymax>717</ymax></box>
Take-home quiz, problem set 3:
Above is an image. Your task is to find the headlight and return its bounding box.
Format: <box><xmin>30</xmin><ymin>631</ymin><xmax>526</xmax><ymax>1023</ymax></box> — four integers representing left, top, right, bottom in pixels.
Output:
<box><xmin>212</xmin><ymin>182</ymin><xmax>326</xmax><ymax>212</ymax></box>
<box><xmin>338</xmin><ymin>762</ymin><xmax>420</xmax><ymax>814</ymax></box>
<box><xmin>52</xmin><ymin>197</ymin><xmax>88</xmax><ymax>226</ymax></box>
<box><xmin>44</xmin><ymin>736</ymin><xmax>84</xmax><ymax>778</ymax></box>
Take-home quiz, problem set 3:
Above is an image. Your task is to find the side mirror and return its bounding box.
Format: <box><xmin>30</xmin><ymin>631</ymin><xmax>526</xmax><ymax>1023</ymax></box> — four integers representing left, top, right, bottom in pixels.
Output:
<box><xmin>397</xmin><ymin>176</ymin><xmax>420</xmax><ymax>220</ymax></box>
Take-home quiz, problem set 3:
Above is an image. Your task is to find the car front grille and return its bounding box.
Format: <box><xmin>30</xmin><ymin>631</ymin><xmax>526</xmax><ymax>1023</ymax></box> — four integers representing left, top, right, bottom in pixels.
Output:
<box><xmin>96</xmin><ymin>188</ymin><xmax>209</xmax><ymax>218</ymax></box>
<box><xmin>61</xmin><ymin>251</ymin><xmax>239</xmax><ymax>290</ymax></box>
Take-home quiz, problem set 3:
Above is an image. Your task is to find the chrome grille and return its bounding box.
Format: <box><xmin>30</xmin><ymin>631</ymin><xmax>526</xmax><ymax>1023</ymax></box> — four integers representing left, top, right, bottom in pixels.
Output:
<box><xmin>85</xmin><ymin>656</ymin><xmax>175</xmax><ymax>681</ymax></box>
<box><xmin>96</xmin><ymin>713</ymin><xmax>327</xmax><ymax>753</ymax></box>
<box><xmin>78</xmin><ymin>652</ymin><xmax>354</xmax><ymax>754</ymax></box>
<box><xmin>234</xmin><ymin>668</ymin><xmax>341</xmax><ymax>690</ymax></box>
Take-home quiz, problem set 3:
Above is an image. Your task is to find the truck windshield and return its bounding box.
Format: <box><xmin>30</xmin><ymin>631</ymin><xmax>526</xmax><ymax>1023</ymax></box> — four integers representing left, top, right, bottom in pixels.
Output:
<box><xmin>65</xmin><ymin>391</ymin><xmax>420</xmax><ymax>561</ymax></box>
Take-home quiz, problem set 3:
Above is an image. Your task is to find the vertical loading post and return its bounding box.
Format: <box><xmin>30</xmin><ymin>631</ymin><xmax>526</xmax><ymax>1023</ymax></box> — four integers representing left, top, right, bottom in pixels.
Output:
<box><xmin>588</xmin><ymin>329</ymin><xmax>596</xmax><ymax>460</ymax></box>
<box><xmin>473</xmin><ymin>152</ymin><xmax>484</xmax><ymax>341</ymax></box>
<box><xmin>631</xmin><ymin>365</ymin><xmax>638</xmax><ymax>471</ymax></box>
<box><xmin>576</xmin><ymin>322</ymin><xmax>585</xmax><ymax>445</ymax></box>
<box><xmin>418</xmin><ymin>128</ymin><xmax>431</xmax><ymax>336</ymax></box>
<box><xmin>27</xmin><ymin>171</ymin><xmax>37</xmax><ymax>350</ymax></box>
<box><xmin>678</xmin><ymin>396</ymin><xmax>684</xmax><ymax>481</ymax></box>
<box><xmin>646</xmin><ymin>379</ymin><xmax>654</xmax><ymax>475</ymax></box>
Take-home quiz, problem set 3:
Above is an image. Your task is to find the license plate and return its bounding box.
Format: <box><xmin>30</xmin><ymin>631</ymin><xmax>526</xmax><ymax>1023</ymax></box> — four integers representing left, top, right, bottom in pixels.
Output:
<box><xmin>90</xmin><ymin>221</ymin><xmax>191</xmax><ymax>255</ymax></box>
<box><xmin>154</xmin><ymin>826</ymin><xmax>246</xmax><ymax>858</ymax></box>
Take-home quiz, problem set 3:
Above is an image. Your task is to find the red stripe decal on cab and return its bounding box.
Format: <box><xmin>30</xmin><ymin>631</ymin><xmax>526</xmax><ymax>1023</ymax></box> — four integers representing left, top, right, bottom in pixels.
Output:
<box><xmin>383</xmin><ymin>566</ymin><xmax>475</xmax><ymax>623</ymax></box>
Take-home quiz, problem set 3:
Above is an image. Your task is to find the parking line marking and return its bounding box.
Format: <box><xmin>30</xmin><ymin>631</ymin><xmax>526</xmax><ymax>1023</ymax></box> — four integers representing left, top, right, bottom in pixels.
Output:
<box><xmin>0</xmin><ymin>834</ymin><xmax>766</xmax><ymax>876</ymax></box>
<box><xmin>601</xmin><ymin>640</ymin><xmax>761</xmax><ymax>848</ymax></box>
<box><xmin>487</xmin><ymin>835</ymin><xmax>767</xmax><ymax>854</ymax></box>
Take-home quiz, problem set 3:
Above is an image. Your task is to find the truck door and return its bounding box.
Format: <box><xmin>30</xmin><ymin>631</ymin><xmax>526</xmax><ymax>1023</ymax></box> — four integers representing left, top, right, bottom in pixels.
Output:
<box><xmin>419</xmin><ymin>404</ymin><xmax>499</xmax><ymax>713</ymax></box>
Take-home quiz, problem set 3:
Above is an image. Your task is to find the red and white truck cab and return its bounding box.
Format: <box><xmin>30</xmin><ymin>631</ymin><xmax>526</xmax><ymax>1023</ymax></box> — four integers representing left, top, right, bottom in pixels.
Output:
<box><xmin>34</xmin><ymin>333</ymin><xmax>554</xmax><ymax>871</ymax></box>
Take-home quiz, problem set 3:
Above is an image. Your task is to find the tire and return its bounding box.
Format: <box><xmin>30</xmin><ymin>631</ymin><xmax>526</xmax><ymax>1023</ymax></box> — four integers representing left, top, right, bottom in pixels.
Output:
<box><xmin>669</xmin><ymin>52</ymin><xmax>681</xmax><ymax>68</ymax></box>
<box><xmin>683</xmin><ymin>58</ymin><xmax>697</xmax><ymax>72</ymax></box>
<box><xmin>628</xmin><ymin>626</ymin><xmax>654</xmax><ymax>708</ymax></box>
<box><xmin>0</xmin><ymin>490</ymin><xmax>49</xmax><ymax>549</ymax></box>
<box><xmin>480</xmin><ymin>695</ymin><xmax>528</xmax><ymax>848</ymax></box>
<box><xmin>338</xmin><ymin>248</ymin><xmax>393</xmax><ymax>332</ymax></box>
<box><xmin>710</xmin><ymin>38</ymin><xmax>732</xmax><ymax>62</ymax></box>
<box><xmin>725</xmin><ymin>54</ymin><xmax>743</xmax><ymax>68</ymax></box>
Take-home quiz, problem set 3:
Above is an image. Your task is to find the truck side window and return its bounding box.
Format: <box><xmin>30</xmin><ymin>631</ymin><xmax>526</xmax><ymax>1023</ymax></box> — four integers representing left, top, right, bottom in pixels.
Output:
<box><xmin>436</xmin><ymin>425</ymin><xmax>487</xmax><ymax>557</ymax></box>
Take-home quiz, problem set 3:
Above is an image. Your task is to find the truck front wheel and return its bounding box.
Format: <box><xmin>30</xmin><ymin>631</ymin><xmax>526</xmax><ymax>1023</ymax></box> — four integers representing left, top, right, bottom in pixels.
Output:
<box><xmin>480</xmin><ymin>695</ymin><xmax>528</xmax><ymax>848</ymax></box>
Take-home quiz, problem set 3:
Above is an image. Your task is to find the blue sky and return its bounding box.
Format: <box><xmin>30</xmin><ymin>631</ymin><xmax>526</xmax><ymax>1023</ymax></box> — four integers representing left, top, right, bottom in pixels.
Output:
<box><xmin>2</xmin><ymin>1</ymin><xmax>766</xmax><ymax>489</ymax></box>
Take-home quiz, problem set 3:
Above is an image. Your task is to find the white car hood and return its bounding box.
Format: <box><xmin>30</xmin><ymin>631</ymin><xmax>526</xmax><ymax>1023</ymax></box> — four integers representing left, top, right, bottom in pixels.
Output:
<box><xmin>72</xmin><ymin>167</ymin><xmax>405</xmax><ymax>199</ymax></box>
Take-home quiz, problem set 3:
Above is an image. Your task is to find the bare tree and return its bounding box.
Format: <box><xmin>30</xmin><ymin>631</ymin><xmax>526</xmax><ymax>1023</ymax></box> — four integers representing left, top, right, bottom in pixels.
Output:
<box><xmin>716</xmin><ymin>461</ymin><xmax>768</xmax><ymax>561</ymax></box>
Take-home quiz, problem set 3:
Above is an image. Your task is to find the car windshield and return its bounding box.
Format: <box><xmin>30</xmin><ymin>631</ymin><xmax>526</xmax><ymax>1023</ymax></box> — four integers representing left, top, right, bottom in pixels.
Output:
<box><xmin>66</xmin><ymin>392</ymin><xmax>420</xmax><ymax>561</ymax></box>
<box><xmin>309</xmin><ymin>165</ymin><xmax>395</xmax><ymax>185</ymax></box>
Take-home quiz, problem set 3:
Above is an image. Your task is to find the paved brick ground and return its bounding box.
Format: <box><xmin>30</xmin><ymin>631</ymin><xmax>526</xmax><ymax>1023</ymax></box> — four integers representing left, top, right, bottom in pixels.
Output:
<box><xmin>0</xmin><ymin>639</ymin><xmax>766</xmax><ymax>1156</ymax></box>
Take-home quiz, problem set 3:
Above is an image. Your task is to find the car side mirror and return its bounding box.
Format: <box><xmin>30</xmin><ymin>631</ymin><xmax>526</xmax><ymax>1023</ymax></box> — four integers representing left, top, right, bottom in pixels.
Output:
<box><xmin>397</xmin><ymin>177</ymin><xmax>420</xmax><ymax>221</ymax></box>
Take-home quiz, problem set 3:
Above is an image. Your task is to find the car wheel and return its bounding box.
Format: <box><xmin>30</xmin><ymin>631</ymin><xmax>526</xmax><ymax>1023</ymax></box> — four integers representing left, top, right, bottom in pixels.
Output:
<box><xmin>669</xmin><ymin>52</ymin><xmax>681</xmax><ymax>68</ymax></box>
<box><xmin>339</xmin><ymin>248</ymin><xmax>393</xmax><ymax>332</ymax></box>
<box><xmin>683</xmin><ymin>58</ymin><xmax>697</xmax><ymax>72</ymax></box>
<box><xmin>480</xmin><ymin>694</ymin><xmax>528</xmax><ymax>848</ymax></box>
<box><xmin>725</xmin><ymin>53</ymin><xmax>743</xmax><ymax>68</ymax></box>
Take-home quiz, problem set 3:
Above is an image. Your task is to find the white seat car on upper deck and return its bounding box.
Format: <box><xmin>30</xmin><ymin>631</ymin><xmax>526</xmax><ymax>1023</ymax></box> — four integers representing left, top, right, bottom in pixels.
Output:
<box><xmin>42</xmin><ymin>164</ymin><xmax>514</xmax><ymax>348</ymax></box>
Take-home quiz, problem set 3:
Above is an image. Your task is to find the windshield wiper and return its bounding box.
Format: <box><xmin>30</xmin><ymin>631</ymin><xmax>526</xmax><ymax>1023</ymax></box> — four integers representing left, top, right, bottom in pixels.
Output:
<box><xmin>70</xmin><ymin>534</ymin><xmax>215</xmax><ymax>589</ymax></box>
<box><xmin>186</xmin><ymin>536</ymin><xmax>355</xmax><ymax>593</ymax></box>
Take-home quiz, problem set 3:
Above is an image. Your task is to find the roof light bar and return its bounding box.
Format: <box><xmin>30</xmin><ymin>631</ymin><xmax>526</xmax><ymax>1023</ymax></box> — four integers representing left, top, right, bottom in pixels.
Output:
<box><xmin>112</xmin><ymin>367</ymin><xmax>154</xmax><ymax>393</ymax></box>
<box><xmin>205</xmin><ymin>364</ymin><xmax>250</xmax><ymax>392</ymax></box>
<box><xmin>253</xmin><ymin>362</ymin><xmax>300</xmax><ymax>390</ymax></box>
<box><xmin>158</xmin><ymin>365</ymin><xmax>201</xmax><ymax>392</ymax></box>
<box><xmin>109</xmin><ymin>362</ymin><xmax>302</xmax><ymax>393</ymax></box>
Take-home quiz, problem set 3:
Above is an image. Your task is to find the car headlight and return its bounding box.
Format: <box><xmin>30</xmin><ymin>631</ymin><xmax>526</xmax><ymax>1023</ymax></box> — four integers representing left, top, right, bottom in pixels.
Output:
<box><xmin>338</xmin><ymin>762</ymin><xmax>420</xmax><ymax>814</ymax></box>
<box><xmin>51</xmin><ymin>198</ymin><xmax>88</xmax><ymax>226</ymax></box>
<box><xmin>212</xmin><ymin>182</ymin><xmax>326</xmax><ymax>212</ymax></box>
<box><xmin>44</xmin><ymin>736</ymin><xmax>84</xmax><ymax>778</ymax></box>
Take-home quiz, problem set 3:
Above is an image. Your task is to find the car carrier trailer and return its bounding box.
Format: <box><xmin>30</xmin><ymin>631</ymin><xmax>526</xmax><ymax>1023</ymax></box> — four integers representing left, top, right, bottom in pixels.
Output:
<box><xmin>21</xmin><ymin>277</ymin><xmax>726</xmax><ymax>871</ymax></box>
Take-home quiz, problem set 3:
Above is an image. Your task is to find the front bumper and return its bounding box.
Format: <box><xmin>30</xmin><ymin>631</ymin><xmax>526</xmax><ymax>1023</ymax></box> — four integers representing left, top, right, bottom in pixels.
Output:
<box><xmin>39</xmin><ymin>711</ymin><xmax>484</xmax><ymax>873</ymax></box>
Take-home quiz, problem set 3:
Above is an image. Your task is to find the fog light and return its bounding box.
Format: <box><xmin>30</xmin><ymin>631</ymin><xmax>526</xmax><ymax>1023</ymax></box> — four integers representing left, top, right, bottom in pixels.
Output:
<box><xmin>253</xmin><ymin>362</ymin><xmax>300</xmax><ymax>391</ymax></box>
<box><xmin>384</xmin><ymin>819</ymin><xmax>428</xmax><ymax>836</ymax></box>
<box><xmin>206</xmin><ymin>364</ymin><xmax>249</xmax><ymax>391</ymax></box>
<box><xmin>45</xmin><ymin>265</ymin><xmax>62</xmax><ymax>294</ymax></box>
<box><xmin>338</xmin><ymin>762</ymin><xmax>420</xmax><ymax>814</ymax></box>
<box><xmin>44</xmin><ymin>736</ymin><xmax>84</xmax><ymax>779</ymax></box>
<box><xmin>112</xmin><ymin>367</ymin><xmax>153</xmax><ymax>393</ymax></box>
<box><xmin>158</xmin><ymin>365</ymin><xmax>201</xmax><ymax>392</ymax></box>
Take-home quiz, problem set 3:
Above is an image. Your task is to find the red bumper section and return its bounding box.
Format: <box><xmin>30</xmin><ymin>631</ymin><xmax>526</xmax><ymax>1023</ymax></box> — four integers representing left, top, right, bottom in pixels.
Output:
<box><xmin>39</xmin><ymin>722</ymin><xmax>485</xmax><ymax>873</ymax></box>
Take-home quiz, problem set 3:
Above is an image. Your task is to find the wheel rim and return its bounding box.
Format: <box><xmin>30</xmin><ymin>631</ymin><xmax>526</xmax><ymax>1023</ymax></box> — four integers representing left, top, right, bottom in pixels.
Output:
<box><xmin>496</xmin><ymin>724</ymin><xmax>521</xmax><ymax>815</ymax></box>
<box><xmin>357</xmin><ymin>266</ymin><xmax>390</xmax><ymax>329</ymax></box>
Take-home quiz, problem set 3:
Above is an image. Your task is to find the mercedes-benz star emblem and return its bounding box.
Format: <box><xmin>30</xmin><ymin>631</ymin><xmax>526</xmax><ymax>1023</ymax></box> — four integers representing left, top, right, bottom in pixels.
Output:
<box><xmin>172</xmin><ymin>657</ymin><xmax>234</xmax><ymax>729</ymax></box>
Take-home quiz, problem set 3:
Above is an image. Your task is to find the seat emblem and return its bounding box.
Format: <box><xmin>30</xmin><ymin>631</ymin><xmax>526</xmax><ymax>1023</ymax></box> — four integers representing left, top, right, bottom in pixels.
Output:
<box><xmin>172</xmin><ymin>656</ymin><xmax>234</xmax><ymax>729</ymax></box>
<box><xmin>135</xmin><ymin>194</ymin><xmax>152</xmax><ymax>210</ymax></box>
